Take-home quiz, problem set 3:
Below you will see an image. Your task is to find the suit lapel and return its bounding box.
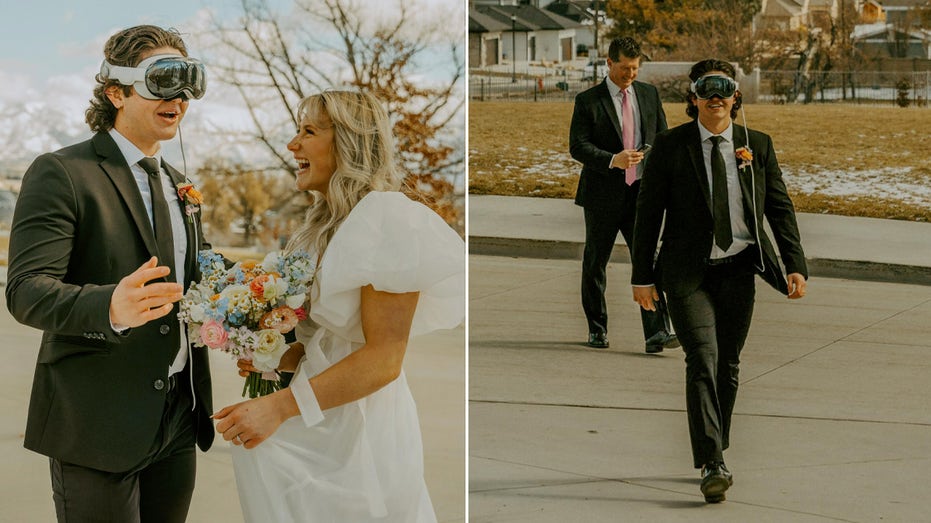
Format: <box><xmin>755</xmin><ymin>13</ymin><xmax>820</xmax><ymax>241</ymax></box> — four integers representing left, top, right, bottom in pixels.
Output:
<box><xmin>93</xmin><ymin>133</ymin><xmax>159</xmax><ymax>259</ymax></box>
<box><xmin>685</xmin><ymin>121</ymin><xmax>712</xmax><ymax>214</ymax></box>
<box><xmin>163</xmin><ymin>162</ymin><xmax>197</xmax><ymax>286</ymax></box>
<box><xmin>597</xmin><ymin>81</ymin><xmax>624</xmax><ymax>141</ymax></box>
<box><xmin>732</xmin><ymin>124</ymin><xmax>756</xmax><ymax>226</ymax></box>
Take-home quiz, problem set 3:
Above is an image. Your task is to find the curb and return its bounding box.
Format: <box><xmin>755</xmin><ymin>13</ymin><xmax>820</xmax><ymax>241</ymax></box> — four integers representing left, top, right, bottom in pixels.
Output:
<box><xmin>469</xmin><ymin>236</ymin><xmax>931</xmax><ymax>287</ymax></box>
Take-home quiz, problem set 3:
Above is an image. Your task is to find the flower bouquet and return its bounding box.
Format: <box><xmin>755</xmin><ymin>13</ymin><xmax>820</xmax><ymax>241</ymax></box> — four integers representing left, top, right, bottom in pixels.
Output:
<box><xmin>178</xmin><ymin>250</ymin><xmax>315</xmax><ymax>398</ymax></box>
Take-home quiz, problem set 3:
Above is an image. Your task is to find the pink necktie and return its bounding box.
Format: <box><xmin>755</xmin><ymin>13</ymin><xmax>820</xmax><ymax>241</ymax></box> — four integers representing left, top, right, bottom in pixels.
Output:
<box><xmin>621</xmin><ymin>89</ymin><xmax>636</xmax><ymax>185</ymax></box>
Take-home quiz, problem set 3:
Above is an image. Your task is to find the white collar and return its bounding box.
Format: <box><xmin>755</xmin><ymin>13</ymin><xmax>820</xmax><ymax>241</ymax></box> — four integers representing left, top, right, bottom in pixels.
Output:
<box><xmin>108</xmin><ymin>129</ymin><xmax>162</xmax><ymax>168</ymax></box>
<box><xmin>697</xmin><ymin>120</ymin><xmax>734</xmax><ymax>143</ymax></box>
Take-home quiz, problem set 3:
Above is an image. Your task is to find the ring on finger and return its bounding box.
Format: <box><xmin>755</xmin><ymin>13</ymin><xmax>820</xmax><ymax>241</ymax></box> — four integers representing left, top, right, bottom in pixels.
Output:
<box><xmin>233</xmin><ymin>435</ymin><xmax>243</xmax><ymax>445</ymax></box>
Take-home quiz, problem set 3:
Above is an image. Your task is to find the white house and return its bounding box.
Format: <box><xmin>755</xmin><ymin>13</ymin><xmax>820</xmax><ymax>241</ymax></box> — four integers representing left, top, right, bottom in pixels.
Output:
<box><xmin>470</xmin><ymin>9</ymin><xmax>512</xmax><ymax>67</ymax></box>
<box><xmin>852</xmin><ymin>21</ymin><xmax>931</xmax><ymax>58</ymax></box>
<box><xmin>470</xmin><ymin>3</ymin><xmax>587</xmax><ymax>67</ymax></box>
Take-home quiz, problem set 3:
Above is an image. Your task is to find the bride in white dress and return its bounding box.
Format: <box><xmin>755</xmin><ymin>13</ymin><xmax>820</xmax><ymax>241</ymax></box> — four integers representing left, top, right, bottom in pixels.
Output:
<box><xmin>213</xmin><ymin>90</ymin><xmax>464</xmax><ymax>522</ymax></box>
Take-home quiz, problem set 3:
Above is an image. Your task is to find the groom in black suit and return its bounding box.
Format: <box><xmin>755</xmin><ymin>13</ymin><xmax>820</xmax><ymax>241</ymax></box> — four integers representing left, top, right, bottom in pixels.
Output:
<box><xmin>6</xmin><ymin>25</ymin><xmax>213</xmax><ymax>521</ymax></box>
<box><xmin>631</xmin><ymin>59</ymin><xmax>808</xmax><ymax>503</ymax></box>
<box><xmin>570</xmin><ymin>37</ymin><xmax>677</xmax><ymax>352</ymax></box>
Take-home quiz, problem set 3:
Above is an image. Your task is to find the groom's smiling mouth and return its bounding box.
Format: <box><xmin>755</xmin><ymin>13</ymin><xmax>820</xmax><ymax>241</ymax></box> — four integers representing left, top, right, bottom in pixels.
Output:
<box><xmin>158</xmin><ymin>110</ymin><xmax>180</xmax><ymax>122</ymax></box>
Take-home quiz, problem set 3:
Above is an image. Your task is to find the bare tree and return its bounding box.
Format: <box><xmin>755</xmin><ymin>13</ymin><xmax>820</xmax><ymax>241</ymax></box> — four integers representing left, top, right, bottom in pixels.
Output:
<box><xmin>201</xmin><ymin>0</ymin><xmax>464</xmax><ymax>236</ymax></box>
<box><xmin>196</xmin><ymin>158</ymin><xmax>295</xmax><ymax>246</ymax></box>
<box><xmin>606</xmin><ymin>0</ymin><xmax>763</xmax><ymax>69</ymax></box>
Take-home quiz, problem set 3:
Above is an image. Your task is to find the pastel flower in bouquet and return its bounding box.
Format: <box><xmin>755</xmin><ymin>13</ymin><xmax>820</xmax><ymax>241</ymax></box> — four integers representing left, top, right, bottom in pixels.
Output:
<box><xmin>179</xmin><ymin>249</ymin><xmax>315</xmax><ymax>398</ymax></box>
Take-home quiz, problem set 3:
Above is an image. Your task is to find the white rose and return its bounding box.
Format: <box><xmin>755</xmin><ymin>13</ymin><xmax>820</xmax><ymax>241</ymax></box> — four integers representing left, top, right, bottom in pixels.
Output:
<box><xmin>285</xmin><ymin>294</ymin><xmax>306</xmax><ymax>309</ymax></box>
<box><xmin>251</xmin><ymin>329</ymin><xmax>287</xmax><ymax>372</ymax></box>
<box><xmin>262</xmin><ymin>275</ymin><xmax>289</xmax><ymax>303</ymax></box>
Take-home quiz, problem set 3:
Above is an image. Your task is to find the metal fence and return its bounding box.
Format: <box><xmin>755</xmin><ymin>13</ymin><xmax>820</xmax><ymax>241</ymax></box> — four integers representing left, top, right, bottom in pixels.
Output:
<box><xmin>755</xmin><ymin>70</ymin><xmax>931</xmax><ymax>106</ymax></box>
<box><xmin>469</xmin><ymin>73</ymin><xmax>598</xmax><ymax>103</ymax></box>
<box><xmin>470</xmin><ymin>69</ymin><xmax>931</xmax><ymax>107</ymax></box>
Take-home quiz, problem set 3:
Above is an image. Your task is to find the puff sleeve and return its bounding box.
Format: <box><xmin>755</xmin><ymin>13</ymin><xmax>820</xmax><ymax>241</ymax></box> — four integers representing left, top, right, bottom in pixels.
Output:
<box><xmin>308</xmin><ymin>191</ymin><xmax>464</xmax><ymax>342</ymax></box>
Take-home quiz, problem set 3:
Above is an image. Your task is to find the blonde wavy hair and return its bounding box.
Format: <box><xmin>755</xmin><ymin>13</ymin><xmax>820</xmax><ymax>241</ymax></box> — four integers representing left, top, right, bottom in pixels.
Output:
<box><xmin>285</xmin><ymin>90</ymin><xmax>403</xmax><ymax>259</ymax></box>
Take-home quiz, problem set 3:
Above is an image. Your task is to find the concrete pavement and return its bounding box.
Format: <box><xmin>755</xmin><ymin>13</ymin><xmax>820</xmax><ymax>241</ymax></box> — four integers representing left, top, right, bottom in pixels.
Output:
<box><xmin>469</xmin><ymin>195</ymin><xmax>931</xmax><ymax>286</ymax></box>
<box><xmin>0</xmin><ymin>300</ymin><xmax>465</xmax><ymax>522</ymax></box>
<box><xmin>468</xmin><ymin>195</ymin><xmax>931</xmax><ymax>522</ymax></box>
<box><xmin>469</xmin><ymin>255</ymin><xmax>931</xmax><ymax>522</ymax></box>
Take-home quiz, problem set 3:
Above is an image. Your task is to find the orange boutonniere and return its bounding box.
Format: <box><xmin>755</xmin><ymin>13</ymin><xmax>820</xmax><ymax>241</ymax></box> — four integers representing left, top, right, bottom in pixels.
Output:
<box><xmin>176</xmin><ymin>182</ymin><xmax>203</xmax><ymax>221</ymax></box>
<box><xmin>735</xmin><ymin>146</ymin><xmax>753</xmax><ymax>170</ymax></box>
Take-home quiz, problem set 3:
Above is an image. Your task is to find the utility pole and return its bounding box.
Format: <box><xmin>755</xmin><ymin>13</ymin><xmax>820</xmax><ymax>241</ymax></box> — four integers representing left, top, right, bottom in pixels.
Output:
<box><xmin>511</xmin><ymin>14</ymin><xmax>517</xmax><ymax>83</ymax></box>
<box><xmin>840</xmin><ymin>0</ymin><xmax>847</xmax><ymax>99</ymax></box>
<box><xmin>593</xmin><ymin>0</ymin><xmax>601</xmax><ymax>79</ymax></box>
<box><xmin>594</xmin><ymin>0</ymin><xmax>600</xmax><ymax>55</ymax></box>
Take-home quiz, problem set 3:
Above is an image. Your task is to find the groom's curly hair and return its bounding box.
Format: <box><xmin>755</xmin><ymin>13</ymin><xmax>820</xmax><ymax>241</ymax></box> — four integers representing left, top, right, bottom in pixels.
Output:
<box><xmin>85</xmin><ymin>25</ymin><xmax>189</xmax><ymax>132</ymax></box>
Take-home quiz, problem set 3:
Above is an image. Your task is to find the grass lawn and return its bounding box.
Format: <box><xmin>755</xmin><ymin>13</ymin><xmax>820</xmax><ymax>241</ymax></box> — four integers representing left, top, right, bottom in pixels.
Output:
<box><xmin>469</xmin><ymin>101</ymin><xmax>931</xmax><ymax>221</ymax></box>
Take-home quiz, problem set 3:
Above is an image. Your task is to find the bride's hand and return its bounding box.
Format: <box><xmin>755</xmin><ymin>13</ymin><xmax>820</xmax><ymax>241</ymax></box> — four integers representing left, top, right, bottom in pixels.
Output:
<box><xmin>213</xmin><ymin>389</ymin><xmax>296</xmax><ymax>449</ymax></box>
<box><xmin>237</xmin><ymin>343</ymin><xmax>305</xmax><ymax>377</ymax></box>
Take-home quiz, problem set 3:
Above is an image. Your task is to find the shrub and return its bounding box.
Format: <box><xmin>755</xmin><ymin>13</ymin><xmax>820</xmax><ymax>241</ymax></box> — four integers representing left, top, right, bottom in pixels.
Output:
<box><xmin>895</xmin><ymin>77</ymin><xmax>912</xmax><ymax>108</ymax></box>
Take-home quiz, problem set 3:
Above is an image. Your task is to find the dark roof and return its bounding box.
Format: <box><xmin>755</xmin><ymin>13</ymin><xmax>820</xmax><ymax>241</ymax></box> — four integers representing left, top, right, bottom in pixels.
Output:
<box><xmin>474</xmin><ymin>4</ymin><xmax>582</xmax><ymax>31</ymax></box>
<box><xmin>470</xmin><ymin>9</ymin><xmax>511</xmax><ymax>32</ymax></box>
<box><xmin>545</xmin><ymin>0</ymin><xmax>596</xmax><ymax>24</ymax></box>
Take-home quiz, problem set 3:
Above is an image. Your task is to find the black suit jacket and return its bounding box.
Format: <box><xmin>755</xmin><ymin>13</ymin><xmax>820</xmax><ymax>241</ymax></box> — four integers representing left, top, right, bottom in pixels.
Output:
<box><xmin>631</xmin><ymin>120</ymin><xmax>808</xmax><ymax>297</ymax></box>
<box><xmin>5</xmin><ymin>132</ymin><xmax>214</xmax><ymax>473</ymax></box>
<box><xmin>570</xmin><ymin>79</ymin><xmax>667</xmax><ymax>212</ymax></box>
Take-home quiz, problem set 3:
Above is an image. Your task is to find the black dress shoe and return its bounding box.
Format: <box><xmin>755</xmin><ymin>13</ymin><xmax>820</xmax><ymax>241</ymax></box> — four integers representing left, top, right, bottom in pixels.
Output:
<box><xmin>663</xmin><ymin>333</ymin><xmax>681</xmax><ymax>349</ymax></box>
<box><xmin>720</xmin><ymin>462</ymin><xmax>734</xmax><ymax>486</ymax></box>
<box><xmin>588</xmin><ymin>332</ymin><xmax>609</xmax><ymax>349</ymax></box>
<box><xmin>644</xmin><ymin>331</ymin><xmax>668</xmax><ymax>353</ymax></box>
<box><xmin>700</xmin><ymin>461</ymin><xmax>731</xmax><ymax>503</ymax></box>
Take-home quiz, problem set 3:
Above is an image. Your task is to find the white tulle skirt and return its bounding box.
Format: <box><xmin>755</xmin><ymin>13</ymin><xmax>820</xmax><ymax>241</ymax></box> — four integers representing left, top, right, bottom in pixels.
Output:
<box><xmin>231</xmin><ymin>191</ymin><xmax>463</xmax><ymax>522</ymax></box>
<box><xmin>231</xmin><ymin>372</ymin><xmax>437</xmax><ymax>523</ymax></box>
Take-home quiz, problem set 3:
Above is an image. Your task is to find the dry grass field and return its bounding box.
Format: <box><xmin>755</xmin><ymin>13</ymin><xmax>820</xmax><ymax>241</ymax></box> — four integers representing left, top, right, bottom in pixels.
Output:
<box><xmin>469</xmin><ymin>102</ymin><xmax>931</xmax><ymax>221</ymax></box>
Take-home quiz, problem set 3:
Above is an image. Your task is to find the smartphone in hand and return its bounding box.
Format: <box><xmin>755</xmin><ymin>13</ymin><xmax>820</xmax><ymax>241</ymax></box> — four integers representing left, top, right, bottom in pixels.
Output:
<box><xmin>637</xmin><ymin>144</ymin><xmax>652</xmax><ymax>153</ymax></box>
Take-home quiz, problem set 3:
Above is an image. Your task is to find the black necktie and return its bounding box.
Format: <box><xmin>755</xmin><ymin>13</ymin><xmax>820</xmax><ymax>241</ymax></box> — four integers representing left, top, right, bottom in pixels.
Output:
<box><xmin>709</xmin><ymin>136</ymin><xmax>733</xmax><ymax>251</ymax></box>
<box><xmin>138</xmin><ymin>157</ymin><xmax>176</xmax><ymax>282</ymax></box>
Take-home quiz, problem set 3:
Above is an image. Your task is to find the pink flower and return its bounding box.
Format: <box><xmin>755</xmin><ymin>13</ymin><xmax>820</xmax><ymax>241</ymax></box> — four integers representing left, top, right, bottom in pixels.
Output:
<box><xmin>199</xmin><ymin>320</ymin><xmax>229</xmax><ymax>349</ymax></box>
<box><xmin>258</xmin><ymin>307</ymin><xmax>300</xmax><ymax>334</ymax></box>
<box><xmin>293</xmin><ymin>306</ymin><xmax>308</xmax><ymax>321</ymax></box>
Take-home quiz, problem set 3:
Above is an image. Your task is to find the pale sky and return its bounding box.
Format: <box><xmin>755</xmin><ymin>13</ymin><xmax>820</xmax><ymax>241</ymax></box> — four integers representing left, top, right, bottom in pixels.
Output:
<box><xmin>0</xmin><ymin>0</ymin><xmax>463</xmax><ymax>87</ymax></box>
<box><xmin>0</xmin><ymin>0</ymin><xmax>245</xmax><ymax>85</ymax></box>
<box><xmin>0</xmin><ymin>0</ymin><xmax>465</xmax><ymax>170</ymax></box>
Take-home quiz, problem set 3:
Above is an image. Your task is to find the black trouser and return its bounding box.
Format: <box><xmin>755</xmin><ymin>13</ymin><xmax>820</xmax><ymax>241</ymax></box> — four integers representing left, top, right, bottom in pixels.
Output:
<box><xmin>582</xmin><ymin>202</ymin><xmax>669</xmax><ymax>338</ymax></box>
<box><xmin>50</xmin><ymin>369</ymin><xmax>197</xmax><ymax>523</ymax></box>
<box><xmin>666</xmin><ymin>251</ymin><xmax>756</xmax><ymax>468</ymax></box>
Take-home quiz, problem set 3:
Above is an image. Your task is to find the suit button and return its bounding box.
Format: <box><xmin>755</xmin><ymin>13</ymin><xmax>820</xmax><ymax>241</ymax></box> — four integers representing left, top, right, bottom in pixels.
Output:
<box><xmin>159</xmin><ymin>324</ymin><xmax>170</xmax><ymax>335</ymax></box>
<box><xmin>154</xmin><ymin>379</ymin><xmax>165</xmax><ymax>391</ymax></box>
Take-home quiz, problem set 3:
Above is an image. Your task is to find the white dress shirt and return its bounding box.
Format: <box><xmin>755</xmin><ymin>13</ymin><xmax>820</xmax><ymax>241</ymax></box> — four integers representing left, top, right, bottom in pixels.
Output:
<box><xmin>108</xmin><ymin>129</ymin><xmax>189</xmax><ymax>377</ymax></box>
<box><xmin>696</xmin><ymin>122</ymin><xmax>755</xmax><ymax>259</ymax></box>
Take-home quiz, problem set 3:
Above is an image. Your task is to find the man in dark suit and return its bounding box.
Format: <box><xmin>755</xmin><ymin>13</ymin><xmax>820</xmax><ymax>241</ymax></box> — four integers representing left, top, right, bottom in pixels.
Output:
<box><xmin>631</xmin><ymin>59</ymin><xmax>808</xmax><ymax>503</ymax></box>
<box><xmin>570</xmin><ymin>37</ymin><xmax>677</xmax><ymax>352</ymax></box>
<box><xmin>5</xmin><ymin>25</ymin><xmax>213</xmax><ymax>521</ymax></box>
